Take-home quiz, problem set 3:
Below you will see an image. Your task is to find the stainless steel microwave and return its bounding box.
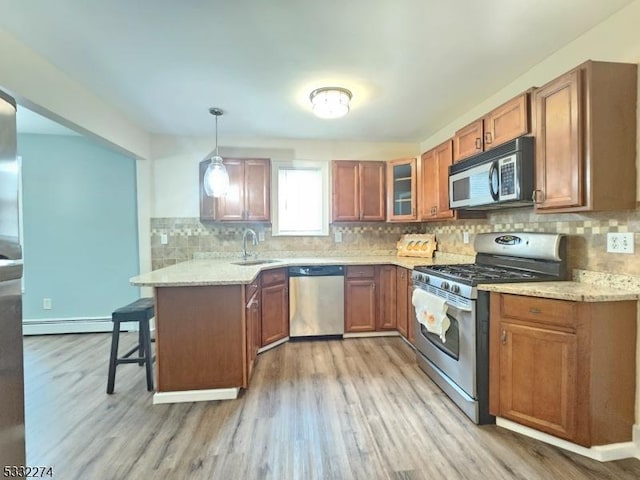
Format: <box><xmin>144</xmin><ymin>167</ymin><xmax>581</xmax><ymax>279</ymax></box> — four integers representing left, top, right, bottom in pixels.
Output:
<box><xmin>449</xmin><ymin>136</ymin><xmax>534</xmax><ymax>210</ymax></box>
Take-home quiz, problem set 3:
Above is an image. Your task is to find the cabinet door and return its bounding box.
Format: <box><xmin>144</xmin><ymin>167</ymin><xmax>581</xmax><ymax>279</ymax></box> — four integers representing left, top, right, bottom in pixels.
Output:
<box><xmin>420</xmin><ymin>149</ymin><xmax>438</xmax><ymax>219</ymax></box>
<box><xmin>533</xmin><ymin>69</ymin><xmax>583</xmax><ymax>210</ymax></box>
<box><xmin>261</xmin><ymin>282</ymin><xmax>289</xmax><ymax>346</ymax></box>
<box><xmin>453</xmin><ymin>119</ymin><xmax>483</xmax><ymax>162</ymax></box>
<box><xmin>434</xmin><ymin>140</ymin><xmax>455</xmax><ymax>219</ymax></box>
<box><xmin>215</xmin><ymin>159</ymin><xmax>246</xmax><ymax>221</ymax></box>
<box><xmin>377</xmin><ymin>265</ymin><xmax>397</xmax><ymax>330</ymax></box>
<box><xmin>387</xmin><ymin>158</ymin><xmax>416</xmax><ymax>221</ymax></box>
<box><xmin>498</xmin><ymin>321</ymin><xmax>578</xmax><ymax>441</ymax></box>
<box><xmin>246</xmin><ymin>292</ymin><xmax>261</xmax><ymax>382</ymax></box>
<box><xmin>244</xmin><ymin>159</ymin><xmax>270</xmax><ymax>221</ymax></box>
<box><xmin>199</xmin><ymin>159</ymin><xmax>215</xmax><ymax>221</ymax></box>
<box><xmin>396</xmin><ymin>267</ymin><xmax>409</xmax><ymax>338</ymax></box>
<box><xmin>359</xmin><ymin>162</ymin><xmax>386</xmax><ymax>221</ymax></box>
<box><xmin>407</xmin><ymin>278</ymin><xmax>415</xmax><ymax>345</ymax></box>
<box><xmin>345</xmin><ymin>279</ymin><xmax>376</xmax><ymax>332</ymax></box>
<box><xmin>332</xmin><ymin>161</ymin><xmax>360</xmax><ymax>221</ymax></box>
<box><xmin>484</xmin><ymin>93</ymin><xmax>529</xmax><ymax>150</ymax></box>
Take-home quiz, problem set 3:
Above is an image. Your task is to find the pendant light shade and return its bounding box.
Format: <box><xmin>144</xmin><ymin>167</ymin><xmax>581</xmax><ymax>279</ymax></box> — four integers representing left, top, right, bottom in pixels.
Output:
<box><xmin>203</xmin><ymin>108</ymin><xmax>230</xmax><ymax>198</ymax></box>
<box><xmin>309</xmin><ymin>87</ymin><xmax>352</xmax><ymax>119</ymax></box>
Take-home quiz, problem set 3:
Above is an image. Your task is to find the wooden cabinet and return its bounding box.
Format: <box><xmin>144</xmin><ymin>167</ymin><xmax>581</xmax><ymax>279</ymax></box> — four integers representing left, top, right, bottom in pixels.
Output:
<box><xmin>260</xmin><ymin>268</ymin><xmax>289</xmax><ymax>346</ymax></box>
<box><xmin>344</xmin><ymin>266</ymin><xmax>377</xmax><ymax>332</ymax></box>
<box><xmin>199</xmin><ymin>157</ymin><xmax>270</xmax><ymax>222</ymax></box>
<box><xmin>332</xmin><ymin>161</ymin><xmax>385</xmax><ymax>222</ymax></box>
<box><xmin>532</xmin><ymin>61</ymin><xmax>637</xmax><ymax>213</ymax></box>
<box><xmin>420</xmin><ymin>139</ymin><xmax>484</xmax><ymax>222</ymax></box>
<box><xmin>386</xmin><ymin>157</ymin><xmax>418</xmax><ymax>222</ymax></box>
<box><xmin>245</xmin><ymin>279</ymin><xmax>261</xmax><ymax>381</ymax></box>
<box><xmin>454</xmin><ymin>92</ymin><xmax>531</xmax><ymax>162</ymax></box>
<box><xmin>396</xmin><ymin>267</ymin><xmax>410</xmax><ymax>338</ymax></box>
<box><xmin>377</xmin><ymin>265</ymin><xmax>397</xmax><ymax>330</ymax></box>
<box><xmin>489</xmin><ymin>293</ymin><xmax>636</xmax><ymax>447</ymax></box>
<box><xmin>420</xmin><ymin>140</ymin><xmax>454</xmax><ymax>220</ymax></box>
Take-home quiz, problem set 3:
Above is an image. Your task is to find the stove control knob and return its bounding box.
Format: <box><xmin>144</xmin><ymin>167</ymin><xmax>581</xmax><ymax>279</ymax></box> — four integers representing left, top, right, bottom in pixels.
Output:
<box><xmin>451</xmin><ymin>284</ymin><xmax>460</xmax><ymax>294</ymax></box>
<box><xmin>424</xmin><ymin>275</ymin><xmax>430</xmax><ymax>284</ymax></box>
<box><xmin>441</xmin><ymin>281</ymin><xmax>450</xmax><ymax>290</ymax></box>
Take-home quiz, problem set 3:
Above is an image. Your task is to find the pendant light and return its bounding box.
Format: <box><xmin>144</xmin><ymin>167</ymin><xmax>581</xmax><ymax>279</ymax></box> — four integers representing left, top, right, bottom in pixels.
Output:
<box><xmin>203</xmin><ymin>107</ymin><xmax>230</xmax><ymax>197</ymax></box>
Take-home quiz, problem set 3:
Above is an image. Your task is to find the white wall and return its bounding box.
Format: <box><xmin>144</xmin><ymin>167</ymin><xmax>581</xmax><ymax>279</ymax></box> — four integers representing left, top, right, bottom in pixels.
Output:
<box><xmin>150</xmin><ymin>134</ymin><xmax>419</xmax><ymax>218</ymax></box>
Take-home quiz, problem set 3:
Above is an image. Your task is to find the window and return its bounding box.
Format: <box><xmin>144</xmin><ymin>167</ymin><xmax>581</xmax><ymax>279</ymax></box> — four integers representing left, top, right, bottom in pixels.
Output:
<box><xmin>271</xmin><ymin>160</ymin><xmax>329</xmax><ymax>236</ymax></box>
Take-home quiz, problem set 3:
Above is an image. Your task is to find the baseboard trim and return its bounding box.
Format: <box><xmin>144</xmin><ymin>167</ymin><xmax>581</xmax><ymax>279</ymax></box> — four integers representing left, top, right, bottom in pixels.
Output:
<box><xmin>343</xmin><ymin>331</ymin><xmax>400</xmax><ymax>338</ymax></box>
<box><xmin>633</xmin><ymin>424</ymin><xmax>640</xmax><ymax>460</ymax></box>
<box><xmin>22</xmin><ymin>317</ymin><xmax>117</xmax><ymax>335</ymax></box>
<box><xmin>497</xmin><ymin>418</ymin><xmax>638</xmax><ymax>462</ymax></box>
<box><xmin>153</xmin><ymin>388</ymin><xmax>239</xmax><ymax>405</ymax></box>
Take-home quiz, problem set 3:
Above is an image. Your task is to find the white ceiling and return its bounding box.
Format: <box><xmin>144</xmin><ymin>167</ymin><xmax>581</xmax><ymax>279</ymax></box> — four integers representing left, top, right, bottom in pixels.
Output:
<box><xmin>2</xmin><ymin>0</ymin><xmax>634</xmax><ymax>142</ymax></box>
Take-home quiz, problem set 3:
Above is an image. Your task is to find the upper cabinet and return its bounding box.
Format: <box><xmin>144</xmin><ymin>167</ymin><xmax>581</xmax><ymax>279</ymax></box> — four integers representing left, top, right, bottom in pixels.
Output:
<box><xmin>532</xmin><ymin>61</ymin><xmax>637</xmax><ymax>213</ymax></box>
<box><xmin>332</xmin><ymin>161</ymin><xmax>386</xmax><ymax>222</ymax></box>
<box><xmin>453</xmin><ymin>92</ymin><xmax>532</xmax><ymax>162</ymax></box>
<box><xmin>199</xmin><ymin>158</ymin><xmax>270</xmax><ymax>222</ymax></box>
<box><xmin>420</xmin><ymin>139</ymin><xmax>484</xmax><ymax>222</ymax></box>
<box><xmin>420</xmin><ymin>140</ymin><xmax>454</xmax><ymax>221</ymax></box>
<box><xmin>387</xmin><ymin>157</ymin><xmax>418</xmax><ymax>222</ymax></box>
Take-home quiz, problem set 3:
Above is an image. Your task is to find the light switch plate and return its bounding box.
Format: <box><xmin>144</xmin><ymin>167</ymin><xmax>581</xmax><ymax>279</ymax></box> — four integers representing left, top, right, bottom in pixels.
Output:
<box><xmin>160</xmin><ymin>233</ymin><xmax>168</xmax><ymax>245</ymax></box>
<box><xmin>607</xmin><ymin>232</ymin><xmax>634</xmax><ymax>253</ymax></box>
<box><xmin>258</xmin><ymin>231</ymin><xmax>265</xmax><ymax>242</ymax></box>
<box><xmin>334</xmin><ymin>231</ymin><xmax>343</xmax><ymax>243</ymax></box>
<box><xmin>463</xmin><ymin>231</ymin><xmax>470</xmax><ymax>244</ymax></box>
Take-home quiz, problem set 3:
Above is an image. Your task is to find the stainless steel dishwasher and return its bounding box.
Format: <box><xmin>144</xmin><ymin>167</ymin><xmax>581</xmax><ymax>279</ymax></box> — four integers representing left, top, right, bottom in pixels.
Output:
<box><xmin>288</xmin><ymin>265</ymin><xmax>344</xmax><ymax>338</ymax></box>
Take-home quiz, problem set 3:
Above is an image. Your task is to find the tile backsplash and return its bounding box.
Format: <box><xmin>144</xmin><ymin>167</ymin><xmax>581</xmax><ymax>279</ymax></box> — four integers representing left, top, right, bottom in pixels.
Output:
<box><xmin>151</xmin><ymin>207</ymin><xmax>640</xmax><ymax>276</ymax></box>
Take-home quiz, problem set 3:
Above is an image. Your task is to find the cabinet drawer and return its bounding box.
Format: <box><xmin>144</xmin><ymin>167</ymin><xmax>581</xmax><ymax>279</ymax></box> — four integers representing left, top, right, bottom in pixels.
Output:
<box><xmin>261</xmin><ymin>268</ymin><xmax>287</xmax><ymax>287</ymax></box>
<box><xmin>346</xmin><ymin>265</ymin><xmax>375</xmax><ymax>278</ymax></box>
<box><xmin>500</xmin><ymin>294</ymin><xmax>576</xmax><ymax>329</ymax></box>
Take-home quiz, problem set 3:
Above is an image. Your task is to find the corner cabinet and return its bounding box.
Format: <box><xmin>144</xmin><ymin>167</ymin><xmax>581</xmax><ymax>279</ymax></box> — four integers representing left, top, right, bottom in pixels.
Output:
<box><xmin>332</xmin><ymin>161</ymin><xmax>386</xmax><ymax>222</ymax></box>
<box><xmin>532</xmin><ymin>61</ymin><xmax>637</xmax><ymax>212</ymax></box>
<box><xmin>489</xmin><ymin>293</ymin><xmax>636</xmax><ymax>447</ymax></box>
<box><xmin>454</xmin><ymin>92</ymin><xmax>531</xmax><ymax>162</ymax></box>
<box><xmin>199</xmin><ymin>157</ymin><xmax>270</xmax><ymax>222</ymax></box>
<box><xmin>386</xmin><ymin>157</ymin><xmax>418</xmax><ymax>222</ymax></box>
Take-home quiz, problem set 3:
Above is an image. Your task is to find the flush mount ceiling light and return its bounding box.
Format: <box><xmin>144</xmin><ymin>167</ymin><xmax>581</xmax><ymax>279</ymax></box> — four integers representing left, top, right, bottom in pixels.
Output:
<box><xmin>203</xmin><ymin>107</ymin><xmax>230</xmax><ymax>198</ymax></box>
<box><xmin>309</xmin><ymin>87</ymin><xmax>352</xmax><ymax>119</ymax></box>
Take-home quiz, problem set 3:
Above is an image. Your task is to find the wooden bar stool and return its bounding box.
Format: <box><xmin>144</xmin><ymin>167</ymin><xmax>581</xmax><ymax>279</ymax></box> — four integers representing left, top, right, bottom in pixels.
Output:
<box><xmin>106</xmin><ymin>297</ymin><xmax>155</xmax><ymax>394</ymax></box>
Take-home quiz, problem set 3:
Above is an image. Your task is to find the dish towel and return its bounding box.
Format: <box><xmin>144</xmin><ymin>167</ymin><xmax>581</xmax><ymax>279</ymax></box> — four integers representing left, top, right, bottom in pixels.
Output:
<box><xmin>412</xmin><ymin>289</ymin><xmax>450</xmax><ymax>343</ymax></box>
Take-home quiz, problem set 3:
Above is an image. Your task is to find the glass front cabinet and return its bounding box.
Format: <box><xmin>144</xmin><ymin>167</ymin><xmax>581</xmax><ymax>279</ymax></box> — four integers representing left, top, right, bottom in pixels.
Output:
<box><xmin>386</xmin><ymin>157</ymin><xmax>418</xmax><ymax>222</ymax></box>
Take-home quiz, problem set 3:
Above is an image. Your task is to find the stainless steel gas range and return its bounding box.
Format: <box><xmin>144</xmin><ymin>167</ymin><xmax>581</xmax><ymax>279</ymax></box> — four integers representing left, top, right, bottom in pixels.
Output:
<box><xmin>412</xmin><ymin>232</ymin><xmax>567</xmax><ymax>424</ymax></box>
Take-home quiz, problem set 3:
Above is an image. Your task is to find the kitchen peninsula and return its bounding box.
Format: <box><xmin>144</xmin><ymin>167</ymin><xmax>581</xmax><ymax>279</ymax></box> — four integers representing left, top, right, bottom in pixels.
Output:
<box><xmin>130</xmin><ymin>254</ymin><xmax>464</xmax><ymax>404</ymax></box>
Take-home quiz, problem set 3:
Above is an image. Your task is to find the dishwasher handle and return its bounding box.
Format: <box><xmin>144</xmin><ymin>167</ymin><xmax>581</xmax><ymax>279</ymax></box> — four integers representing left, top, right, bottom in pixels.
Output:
<box><xmin>288</xmin><ymin>265</ymin><xmax>344</xmax><ymax>277</ymax></box>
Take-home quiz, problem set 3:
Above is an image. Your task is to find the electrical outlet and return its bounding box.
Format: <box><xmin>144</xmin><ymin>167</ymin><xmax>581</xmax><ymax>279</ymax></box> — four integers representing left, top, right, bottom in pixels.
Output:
<box><xmin>160</xmin><ymin>233</ymin><xmax>168</xmax><ymax>245</ymax></box>
<box><xmin>43</xmin><ymin>298</ymin><xmax>52</xmax><ymax>310</ymax></box>
<box><xmin>607</xmin><ymin>232</ymin><xmax>634</xmax><ymax>254</ymax></box>
<box><xmin>334</xmin><ymin>231</ymin><xmax>343</xmax><ymax>243</ymax></box>
<box><xmin>463</xmin><ymin>231</ymin><xmax>470</xmax><ymax>244</ymax></box>
<box><xmin>258</xmin><ymin>231</ymin><xmax>265</xmax><ymax>242</ymax></box>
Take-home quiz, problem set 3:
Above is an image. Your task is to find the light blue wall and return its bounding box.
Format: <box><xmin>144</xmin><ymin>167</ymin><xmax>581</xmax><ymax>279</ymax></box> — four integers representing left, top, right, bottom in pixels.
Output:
<box><xmin>18</xmin><ymin>134</ymin><xmax>140</xmax><ymax>320</ymax></box>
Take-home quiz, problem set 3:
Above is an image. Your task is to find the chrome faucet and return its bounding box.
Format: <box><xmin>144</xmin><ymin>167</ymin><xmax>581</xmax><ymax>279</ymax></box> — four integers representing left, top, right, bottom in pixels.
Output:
<box><xmin>242</xmin><ymin>228</ymin><xmax>258</xmax><ymax>260</ymax></box>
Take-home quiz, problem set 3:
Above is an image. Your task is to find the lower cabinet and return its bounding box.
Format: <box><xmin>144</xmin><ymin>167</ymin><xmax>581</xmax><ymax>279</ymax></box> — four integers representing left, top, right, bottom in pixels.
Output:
<box><xmin>489</xmin><ymin>292</ymin><xmax>637</xmax><ymax>447</ymax></box>
<box><xmin>377</xmin><ymin>265</ymin><xmax>397</xmax><ymax>330</ymax></box>
<box><xmin>396</xmin><ymin>266</ymin><xmax>416</xmax><ymax>344</ymax></box>
<box><xmin>260</xmin><ymin>268</ymin><xmax>289</xmax><ymax>346</ymax></box>
<box><xmin>345</xmin><ymin>266</ymin><xmax>377</xmax><ymax>332</ymax></box>
<box><xmin>245</xmin><ymin>280</ymin><xmax>261</xmax><ymax>382</ymax></box>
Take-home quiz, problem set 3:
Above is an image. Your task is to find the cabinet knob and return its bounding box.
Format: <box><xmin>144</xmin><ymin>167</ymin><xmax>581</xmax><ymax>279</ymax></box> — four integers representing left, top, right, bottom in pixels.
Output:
<box><xmin>484</xmin><ymin>132</ymin><xmax>493</xmax><ymax>145</ymax></box>
<box><xmin>475</xmin><ymin>138</ymin><xmax>482</xmax><ymax>150</ymax></box>
<box><xmin>501</xmin><ymin>329</ymin><xmax>507</xmax><ymax>345</ymax></box>
<box><xmin>529</xmin><ymin>308</ymin><xmax>541</xmax><ymax>314</ymax></box>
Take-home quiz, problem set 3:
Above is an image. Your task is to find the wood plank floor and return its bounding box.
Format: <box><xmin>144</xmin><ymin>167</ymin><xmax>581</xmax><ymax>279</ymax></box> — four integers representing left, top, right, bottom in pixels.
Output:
<box><xmin>23</xmin><ymin>333</ymin><xmax>640</xmax><ymax>479</ymax></box>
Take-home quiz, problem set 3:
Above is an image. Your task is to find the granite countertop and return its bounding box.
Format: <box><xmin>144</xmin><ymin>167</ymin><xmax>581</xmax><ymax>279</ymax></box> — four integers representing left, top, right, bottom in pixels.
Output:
<box><xmin>130</xmin><ymin>254</ymin><xmax>473</xmax><ymax>287</ymax></box>
<box><xmin>479</xmin><ymin>281</ymin><xmax>640</xmax><ymax>302</ymax></box>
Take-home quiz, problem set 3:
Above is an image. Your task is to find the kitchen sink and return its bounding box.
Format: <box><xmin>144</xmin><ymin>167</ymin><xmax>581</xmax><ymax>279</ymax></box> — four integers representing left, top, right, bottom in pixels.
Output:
<box><xmin>231</xmin><ymin>259</ymin><xmax>279</xmax><ymax>266</ymax></box>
